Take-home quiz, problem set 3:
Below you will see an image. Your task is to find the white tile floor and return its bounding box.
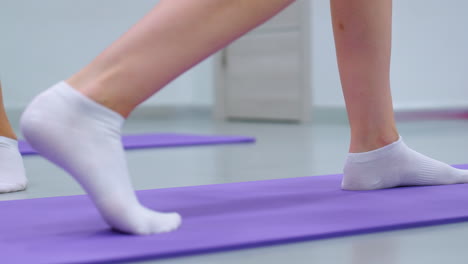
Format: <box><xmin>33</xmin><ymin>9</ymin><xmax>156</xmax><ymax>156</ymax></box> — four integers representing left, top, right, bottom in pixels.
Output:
<box><xmin>2</xmin><ymin>113</ymin><xmax>468</xmax><ymax>264</ymax></box>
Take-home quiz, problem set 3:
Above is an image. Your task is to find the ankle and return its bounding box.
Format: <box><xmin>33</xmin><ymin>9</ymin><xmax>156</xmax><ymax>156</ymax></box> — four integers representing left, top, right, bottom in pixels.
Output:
<box><xmin>67</xmin><ymin>76</ymin><xmax>132</xmax><ymax>119</ymax></box>
<box><xmin>349</xmin><ymin>130</ymin><xmax>399</xmax><ymax>153</ymax></box>
<box><xmin>0</xmin><ymin>133</ymin><xmax>17</xmax><ymax>141</ymax></box>
<box><xmin>0</xmin><ymin>124</ymin><xmax>17</xmax><ymax>140</ymax></box>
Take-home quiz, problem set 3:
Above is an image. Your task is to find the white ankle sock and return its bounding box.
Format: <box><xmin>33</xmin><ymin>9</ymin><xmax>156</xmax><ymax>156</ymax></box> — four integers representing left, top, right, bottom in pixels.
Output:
<box><xmin>0</xmin><ymin>136</ymin><xmax>27</xmax><ymax>193</ymax></box>
<box><xmin>20</xmin><ymin>81</ymin><xmax>181</xmax><ymax>235</ymax></box>
<box><xmin>342</xmin><ymin>136</ymin><xmax>468</xmax><ymax>190</ymax></box>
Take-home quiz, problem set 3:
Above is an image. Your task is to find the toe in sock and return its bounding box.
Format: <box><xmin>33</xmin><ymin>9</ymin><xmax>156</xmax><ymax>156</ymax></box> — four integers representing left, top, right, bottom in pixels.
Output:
<box><xmin>342</xmin><ymin>136</ymin><xmax>468</xmax><ymax>190</ymax></box>
<box><xmin>20</xmin><ymin>81</ymin><xmax>181</xmax><ymax>234</ymax></box>
<box><xmin>0</xmin><ymin>136</ymin><xmax>27</xmax><ymax>193</ymax></box>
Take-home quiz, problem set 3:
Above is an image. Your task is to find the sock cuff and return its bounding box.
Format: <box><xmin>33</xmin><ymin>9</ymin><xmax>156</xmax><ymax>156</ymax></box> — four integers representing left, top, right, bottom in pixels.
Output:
<box><xmin>51</xmin><ymin>81</ymin><xmax>125</xmax><ymax>128</ymax></box>
<box><xmin>346</xmin><ymin>136</ymin><xmax>404</xmax><ymax>163</ymax></box>
<box><xmin>0</xmin><ymin>136</ymin><xmax>18</xmax><ymax>150</ymax></box>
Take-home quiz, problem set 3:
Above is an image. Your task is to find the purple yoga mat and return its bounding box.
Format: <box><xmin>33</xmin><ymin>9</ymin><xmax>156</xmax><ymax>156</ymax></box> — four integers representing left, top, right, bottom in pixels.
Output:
<box><xmin>18</xmin><ymin>133</ymin><xmax>255</xmax><ymax>155</ymax></box>
<box><xmin>2</xmin><ymin>164</ymin><xmax>468</xmax><ymax>264</ymax></box>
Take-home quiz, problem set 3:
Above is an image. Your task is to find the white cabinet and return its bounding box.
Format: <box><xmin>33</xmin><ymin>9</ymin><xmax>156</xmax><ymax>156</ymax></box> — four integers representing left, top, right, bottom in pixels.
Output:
<box><xmin>215</xmin><ymin>1</ymin><xmax>311</xmax><ymax>122</ymax></box>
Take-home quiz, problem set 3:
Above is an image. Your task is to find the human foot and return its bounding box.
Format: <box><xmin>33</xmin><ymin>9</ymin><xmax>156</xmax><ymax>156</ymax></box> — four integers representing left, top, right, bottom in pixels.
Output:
<box><xmin>20</xmin><ymin>81</ymin><xmax>181</xmax><ymax>234</ymax></box>
<box><xmin>0</xmin><ymin>136</ymin><xmax>27</xmax><ymax>193</ymax></box>
<box><xmin>342</xmin><ymin>136</ymin><xmax>468</xmax><ymax>190</ymax></box>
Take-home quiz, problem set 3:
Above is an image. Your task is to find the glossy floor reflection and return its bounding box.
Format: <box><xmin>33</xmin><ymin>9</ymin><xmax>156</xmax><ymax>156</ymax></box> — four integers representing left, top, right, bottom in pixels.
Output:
<box><xmin>2</xmin><ymin>114</ymin><xmax>468</xmax><ymax>264</ymax></box>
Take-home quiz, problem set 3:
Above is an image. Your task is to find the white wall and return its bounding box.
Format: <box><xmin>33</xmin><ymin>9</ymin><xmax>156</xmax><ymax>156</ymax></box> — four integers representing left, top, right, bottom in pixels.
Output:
<box><xmin>0</xmin><ymin>0</ymin><xmax>213</xmax><ymax>110</ymax></box>
<box><xmin>311</xmin><ymin>0</ymin><xmax>468</xmax><ymax>110</ymax></box>
<box><xmin>1</xmin><ymin>0</ymin><xmax>467</xmax><ymax>111</ymax></box>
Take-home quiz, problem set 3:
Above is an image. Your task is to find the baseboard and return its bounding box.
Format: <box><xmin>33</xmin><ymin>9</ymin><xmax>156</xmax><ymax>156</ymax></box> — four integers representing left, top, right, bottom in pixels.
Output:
<box><xmin>394</xmin><ymin>108</ymin><xmax>468</xmax><ymax>121</ymax></box>
<box><xmin>5</xmin><ymin>105</ymin><xmax>468</xmax><ymax>130</ymax></box>
<box><xmin>311</xmin><ymin>106</ymin><xmax>468</xmax><ymax>123</ymax></box>
<box><xmin>128</xmin><ymin>105</ymin><xmax>214</xmax><ymax>121</ymax></box>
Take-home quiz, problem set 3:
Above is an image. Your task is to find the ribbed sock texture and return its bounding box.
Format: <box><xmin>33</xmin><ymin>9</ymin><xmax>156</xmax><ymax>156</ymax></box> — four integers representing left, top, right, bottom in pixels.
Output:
<box><xmin>342</xmin><ymin>136</ymin><xmax>468</xmax><ymax>190</ymax></box>
<box><xmin>0</xmin><ymin>136</ymin><xmax>27</xmax><ymax>193</ymax></box>
<box><xmin>20</xmin><ymin>81</ymin><xmax>181</xmax><ymax>234</ymax></box>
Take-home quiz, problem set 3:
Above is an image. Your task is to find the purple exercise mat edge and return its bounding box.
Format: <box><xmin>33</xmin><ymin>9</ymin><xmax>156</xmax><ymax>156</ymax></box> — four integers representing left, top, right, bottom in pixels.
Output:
<box><xmin>18</xmin><ymin>133</ymin><xmax>255</xmax><ymax>155</ymax></box>
<box><xmin>1</xmin><ymin>164</ymin><xmax>468</xmax><ymax>264</ymax></box>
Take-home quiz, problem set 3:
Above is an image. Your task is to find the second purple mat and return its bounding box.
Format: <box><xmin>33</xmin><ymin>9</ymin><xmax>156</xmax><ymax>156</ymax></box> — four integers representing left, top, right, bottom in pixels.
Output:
<box><xmin>18</xmin><ymin>133</ymin><xmax>255</xmax><ymax>155</ymax></box>
<box><xmin>2</xmin><ymin>164</ymin><xmax>468</xmax><ymax>264</ymax></box>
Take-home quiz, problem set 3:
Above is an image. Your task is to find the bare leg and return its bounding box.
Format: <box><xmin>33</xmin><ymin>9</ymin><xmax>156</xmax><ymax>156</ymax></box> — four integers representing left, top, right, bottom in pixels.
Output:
<box><xmin>0</xmin><ymin>82</ymin><xmax>27</xmax><ymax>193</ymax></box>
<box><xmin>331</xmin><ymin>0</ymin><xmax>468</xmax><ymax>190</ymax></box>
<box><xmin>0</xmin><ymin>82</ymin><xmax>17</xmax><ymax>140</ymax></box>
<box><xmin>331</xmin><ymin>0</ymin><xmax>398</xmax><ymax>153</ymax></box>
<box><xmin>68</xmin><ymin>0</ymin><xmax>295</xmax><ymax>117</ymax></box>
<box><xmin>21</xmin><ymin>0</ymin><xmax>295</xmax><ymax>234</ymax></box>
